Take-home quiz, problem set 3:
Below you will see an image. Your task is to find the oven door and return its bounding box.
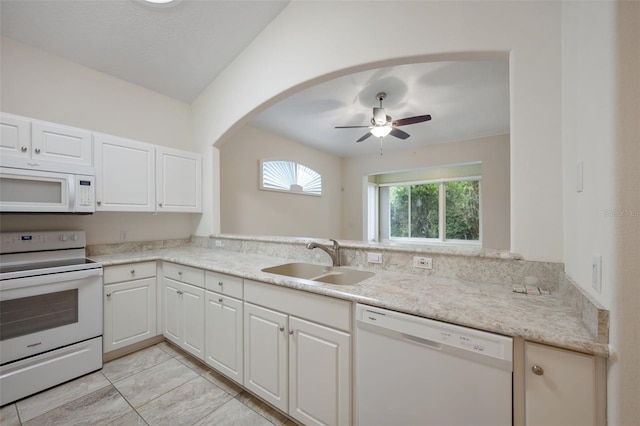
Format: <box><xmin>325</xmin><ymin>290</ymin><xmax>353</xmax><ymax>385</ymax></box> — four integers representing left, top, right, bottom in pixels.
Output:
<box><xmin>0</xmin><ymin>268</ymin><xmax>102</xmax><ymax>364</ymax></box>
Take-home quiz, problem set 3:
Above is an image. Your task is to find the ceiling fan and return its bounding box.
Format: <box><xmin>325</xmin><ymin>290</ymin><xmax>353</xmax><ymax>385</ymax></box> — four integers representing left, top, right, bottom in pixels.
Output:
<box><xmin>335</xmin><ymin>92</ymin><xmax>432</xmax><ymax>142</ymax></box>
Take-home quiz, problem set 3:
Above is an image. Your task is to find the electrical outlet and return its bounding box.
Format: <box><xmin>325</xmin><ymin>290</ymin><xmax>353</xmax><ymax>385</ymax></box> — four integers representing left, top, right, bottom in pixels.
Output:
<box><xmin>413</xmin><ymin>256</ymin><xmax>432</xmax><ymax>270</ymax></box>
<box><xmin>119</xmin><ymin>231</ymin><xmax>127</xmax><ymax>242</ymax></box>
<box><xmin>592</xmin><ymin>254</ymin><xmax>602</xmax><ymax>293</ymax></box>
<box><xmin>367</xmin><ymin>252</ymin><xmax>382</xmax><ymax>264</ymax></box>
<box><xmin>215</xmin><ymin>240</ymin><xmax>223</xmax><ymax>247</ymax></box>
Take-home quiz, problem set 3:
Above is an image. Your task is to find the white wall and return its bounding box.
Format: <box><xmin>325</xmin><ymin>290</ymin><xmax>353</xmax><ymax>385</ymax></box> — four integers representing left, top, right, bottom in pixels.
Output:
<box><xmin>0</xmin><ymin>37</ymin><xmax>195</xmax><ymax>244</ymax></box>
<box><xmin>561</xmin><ymin>2</ymin><xmax>640</xmax><ymax>424</ymax></box>
<box><xmin>0</xmin><ymin>37</ymin><xmax>191</xmax><ymax>148</ymax></box>
<box><xmin>343</xmin><ymin>134</ymin><xmax>510</xmax><ymax>250</ymax></box>
<box><xmin>219</xmin><ymin>125</ymin><xmax>343</xmax><ymax>237</ymax></box>
<box><xmin>191</xmin><ymin>1</ymin><xmax>563</xmax><ymax>262</ymax></box>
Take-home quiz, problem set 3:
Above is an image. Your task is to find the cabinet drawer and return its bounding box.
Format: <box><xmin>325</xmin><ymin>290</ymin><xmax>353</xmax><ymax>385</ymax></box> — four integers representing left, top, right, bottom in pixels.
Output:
<box><xmin>163</xmin><ymin>262</ymin><xmax>205</xmax><ymax>287</ymax></box>
<box><xmin>205</xmin><ymin>271</ymin><xmax>243</xmax><ymax>298</ymax></box>
<box><xmin>104</xmin><ymin>261</ymin><xmax>156</xmax><ymax>284</ymax></box>
<box><xmin>244</xmin><ymin>280</ymin><xmax>351</xmax><ymax>332</ymax></box>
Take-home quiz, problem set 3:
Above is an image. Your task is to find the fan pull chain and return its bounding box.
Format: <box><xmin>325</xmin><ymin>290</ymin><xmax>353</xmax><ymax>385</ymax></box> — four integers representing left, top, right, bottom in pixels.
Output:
<box><xmin>379</xmin><ymin>138</ymin><xmax>384</xmax><ymax>156</ymax></box>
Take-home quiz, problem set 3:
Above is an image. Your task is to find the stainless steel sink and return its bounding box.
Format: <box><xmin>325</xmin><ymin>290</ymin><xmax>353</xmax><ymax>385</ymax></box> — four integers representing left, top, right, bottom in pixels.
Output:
<box><xmin>261</xmin><ymin>262</ymin><xmax>374</xmax><ymax>285</ymax></box>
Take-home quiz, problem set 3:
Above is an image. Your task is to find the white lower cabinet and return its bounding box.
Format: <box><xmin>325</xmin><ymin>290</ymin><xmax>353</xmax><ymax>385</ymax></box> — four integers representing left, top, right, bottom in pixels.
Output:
<box><xmin>162</xmin><ymin>263</ymin><xmax>205</xmax><ymax>360</ymax></box>
<box><xmin>244</xmin><ymin>302</ymin><xmax>289</xmax><ymax>412</ymax></box>
<box><xmin>524</xmin><ymin>341</ymin><xmax>598</xmax><ymax>426</ymax></box>
<box><xmin>103</xmin><ymin>262</ymin><xmax>157</xmax><ymax>354</ymax></box>
<box><xmin>205</xmin><ymin>291</ymin><xmax>244</xmax><ymax>384</ymax></box>
<box><xmin>289</xmin><ymin>316</ymin><xmax>351</xmax><ymax>426</ymax></box>
<box><xmin>244</xmin><ymin>280</ymin><xmax>352</xmax><ymax>426</ymax></box>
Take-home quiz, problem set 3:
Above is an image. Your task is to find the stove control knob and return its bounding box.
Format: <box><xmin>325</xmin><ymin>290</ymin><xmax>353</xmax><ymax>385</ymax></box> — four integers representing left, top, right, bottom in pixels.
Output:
<box><xmin>71</xmin><ymin>234</ymin><xmax>79</xmax><ymax>241</ymax></box>
<box><xmin>60</xmin><ymin>234</ymin><xmax>68</xmax><ymax>241</ymax></box>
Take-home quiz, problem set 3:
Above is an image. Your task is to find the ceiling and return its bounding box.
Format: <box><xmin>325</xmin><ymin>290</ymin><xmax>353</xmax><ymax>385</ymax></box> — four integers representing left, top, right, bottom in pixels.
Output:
<box><xmin>0</xmin><ymin>0</ymin><xmax>510</xmax><ymax>158</ymax></box>
<box><xmin>250</xmin><ymin>60</ymin><xmax>510</xmax><ymax>157</ymax></box>
<box><xmin>0</xmin><ymin>0</ymin><xmax>290</xmax><ymax>103</ymax></box>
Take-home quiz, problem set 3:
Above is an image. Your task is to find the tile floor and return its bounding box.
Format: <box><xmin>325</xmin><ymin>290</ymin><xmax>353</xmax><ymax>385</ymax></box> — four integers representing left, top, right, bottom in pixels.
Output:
<box><xmin>0</xmin><ymin>342</ymin><xmax>297</xmax><ymax>426</ymax></box>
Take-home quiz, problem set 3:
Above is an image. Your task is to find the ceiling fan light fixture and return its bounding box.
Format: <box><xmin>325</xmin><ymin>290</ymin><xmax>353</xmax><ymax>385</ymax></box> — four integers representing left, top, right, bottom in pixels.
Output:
<box><xmin>371</xmin><ymin>125</ymin><xmax>392</xmax><ymax>138</ymax></box>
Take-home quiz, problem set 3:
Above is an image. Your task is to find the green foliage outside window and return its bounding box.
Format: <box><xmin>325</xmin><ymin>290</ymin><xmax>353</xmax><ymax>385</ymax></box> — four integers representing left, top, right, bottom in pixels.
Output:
<box><xmin>445</xmin><ymin>180</ymin><xmax>480</xmax><ymax>240</ymax></box>
<box><xmin>389</xmin><ymin>180</ymin><xmax>480</xmax><ymax>242</ymax></box>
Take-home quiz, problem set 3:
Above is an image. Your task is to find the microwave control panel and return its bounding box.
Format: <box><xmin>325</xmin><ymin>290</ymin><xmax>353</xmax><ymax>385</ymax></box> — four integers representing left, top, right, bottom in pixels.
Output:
<box><xmin>77</xmin><ymin>178</ymin><xmax>94</xmax><ymax>207</ymax></box>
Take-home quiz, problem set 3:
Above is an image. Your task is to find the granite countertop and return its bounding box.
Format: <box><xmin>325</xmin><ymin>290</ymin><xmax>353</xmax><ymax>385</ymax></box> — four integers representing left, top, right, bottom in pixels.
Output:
<box><xmin>91</xmin><ymin>246</ymin><xmax>609</xmax><ymax>357</ymax></box>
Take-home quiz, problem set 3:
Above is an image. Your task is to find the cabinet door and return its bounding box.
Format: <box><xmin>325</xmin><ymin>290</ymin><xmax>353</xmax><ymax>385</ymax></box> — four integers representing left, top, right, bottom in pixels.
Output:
<box><xmin>156</xmin><ymin>147</ymin><xmax>202</xmax><ymax>212</ymax></box>
<box><xmin>104</xmin><ymin>277</ymin><xmax>157</xmax><ymax>353</ymax></box>
<box><xmin>163</xmin><ymin>278</ymin><xmax>182</xmax><ymax>346</ymax></box>
<box><xmin>31</xmin><ymin>120</ymin><xmax>92</xmax><ymax>167</ymax></box>
<box><xmin>525</xmin><ymin>342</ymin><xmax>596</xmax><ymax>426</ymax></box>
<box><xmin>94</xmin><ymin>133</ymin><xmax>155</xmax><ymax>211</ymax></box>
<box><xmin>180</xmin><ymin>282</ymin><xmax>205</xmax><ymax>360</ymax></box>
<box><xmin>244</xmin><ymin>302</ymin><xmax>288</xmax><ymax>412</ymax></box>
<box><xmin>289</xmin><ymin>316</ymin><xmax>351</xmax><ymax>426</ymax></box>
<box><xmin>0</xmin><ymin>113</ymin><xmax>30</xmax><ymax>158</ymax></box>
<box><xmin>205</xmin><ymin>292</ymin><xmax>243</xmax><ymax>384</ymax></box>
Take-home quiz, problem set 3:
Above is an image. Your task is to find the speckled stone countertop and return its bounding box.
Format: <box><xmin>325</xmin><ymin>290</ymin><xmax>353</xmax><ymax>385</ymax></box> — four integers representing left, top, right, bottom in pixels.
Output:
<box><xmin>90</xmin><ymin>246</ymin><xmax>609</xmax><ymax>357</ymax></box>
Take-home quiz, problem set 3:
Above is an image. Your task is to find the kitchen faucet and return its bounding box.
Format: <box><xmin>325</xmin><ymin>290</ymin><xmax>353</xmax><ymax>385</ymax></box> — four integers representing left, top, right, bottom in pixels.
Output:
<box><xmin>306</xmin><ymin>239</ymin><xmax>341</xmax><ymax>267</ymax></box>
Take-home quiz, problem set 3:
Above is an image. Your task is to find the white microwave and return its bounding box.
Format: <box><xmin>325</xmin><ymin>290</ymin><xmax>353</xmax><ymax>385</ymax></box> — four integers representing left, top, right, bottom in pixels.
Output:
<box><xmin>0</xmin><ymin>167</ymin><xmax>95</xmax><ymax>214</ymax></box>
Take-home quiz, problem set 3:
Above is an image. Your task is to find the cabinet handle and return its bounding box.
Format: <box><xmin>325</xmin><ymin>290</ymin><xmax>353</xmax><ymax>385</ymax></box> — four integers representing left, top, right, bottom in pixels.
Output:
<box><xmin>34</xmin><ymin>148</ymin><xmax>41</xmax><ymax>154</ymax></box>
<box><xmin>289</xmin><ymin>330</ymin><xmax>294</xmax><ymax>335</ymax></box>
<box><xmin>218</xmin><ymin>298</ymin><xmax>223</xmax><ymax>303</ymax></box>
<box><xmin>21</xmin><ymin>146</ymin><xmax>28</xmax><ymax>152</ymax></box>
<box><xmin>106</xmin><ymin>293</ymin><xmax>111</xmax><ymax>297</ymax></box>
<box><xmin>279</xmin><ymin>326</ymin><xmax>284</xmax><ymax>332</ymax></box>
<box><xmin>177</xmin><ymin>290</ymin><xmax>183</xmax><ymax>295</ymax></box>
<box><xmin>532</xmin><ymin>365</ymin><xmax>544</xmax><ymax>376</ymax></box>
<box><xmin>130</xmin><ymin>269</ymin><xmax>135</xmax><ymax>275</ymax></box>
<box><xmin>97</xmin><ymin>201</ymin><xmax>102</xmax><ymax>206</ymax></box>
<box><xmin>218</xmin><ymin>281</ymin><xmax>223</xmax><ymax>287</ymax></box>
<box><xmin>159</xmin><ymin>203</ymin><xmax>163</xmax><ymax>208</ymax></box>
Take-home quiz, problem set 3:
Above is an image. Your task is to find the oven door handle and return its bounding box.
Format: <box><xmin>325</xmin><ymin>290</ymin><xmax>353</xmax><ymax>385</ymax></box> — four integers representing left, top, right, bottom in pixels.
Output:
<box><xmin>0</xmin><ymin>267</ymin><xmax>103</xmax><ymax>292</ymax></box>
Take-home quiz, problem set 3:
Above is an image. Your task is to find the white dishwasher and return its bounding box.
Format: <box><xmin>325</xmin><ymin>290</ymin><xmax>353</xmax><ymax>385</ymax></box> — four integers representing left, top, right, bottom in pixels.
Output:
<box><xmin>355</xmin><ymin>304</ymin><xmax>513</xmax><ymax>426</ymax></box>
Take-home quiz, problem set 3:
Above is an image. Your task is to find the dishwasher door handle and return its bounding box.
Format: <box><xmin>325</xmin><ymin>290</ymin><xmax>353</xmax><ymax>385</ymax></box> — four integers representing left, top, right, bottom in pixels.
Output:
<box><xmin>402</xmin><ymin>333</ymin><xmax>442</xmax><ymax>350</ymax></box>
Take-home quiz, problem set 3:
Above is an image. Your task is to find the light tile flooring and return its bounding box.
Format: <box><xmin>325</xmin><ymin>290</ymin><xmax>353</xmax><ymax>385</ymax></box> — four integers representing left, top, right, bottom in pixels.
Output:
<box><xmin>0</xmin><ymin>342</ymin><xmax>297</xmax><ymax>426</ymax></box>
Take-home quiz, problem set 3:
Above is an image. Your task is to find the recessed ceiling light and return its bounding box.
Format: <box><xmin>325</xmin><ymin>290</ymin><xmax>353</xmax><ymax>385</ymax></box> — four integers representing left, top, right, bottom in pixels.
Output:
<box><xmin>136</xmin><ymin>0</ymin><xmax>183</xmax><ymax>9</ymax></box>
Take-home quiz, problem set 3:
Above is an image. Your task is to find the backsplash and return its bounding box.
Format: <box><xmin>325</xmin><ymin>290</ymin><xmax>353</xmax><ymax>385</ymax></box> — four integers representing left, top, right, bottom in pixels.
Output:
<box><xmin>87</xmin><ymin>238</ymin><xmax>190</xmax><ymax>256</ymax></box>
<box><xmin>194</xmin><ymin>235</ymin><xmax>563</xmax><ymax>291</ymax></box>
<box><xmin>558</xmin><ymin>273</ymin><xmax>609</xmax><ymax>344</ymax></box>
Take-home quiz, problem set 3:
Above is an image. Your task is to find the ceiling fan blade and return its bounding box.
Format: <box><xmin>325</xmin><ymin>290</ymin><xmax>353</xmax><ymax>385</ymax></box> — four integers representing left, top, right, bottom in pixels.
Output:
<box><xmin>392</xmin><ymin>114</ymin><xmax>432</xmax><ymax>127</ymax></box>
<box><xmin>335</xmin><ymin>125</ymin><xmax>370</xmax><ymax>129</ymax></box>
<box><xmin>357</xmin><ymin>132</ymin><xmax>373</xmax><ymax>142</ymax></box>
<box><xmin>389</xmin><ymin>127</ymin><xmax>410</xmax><ymax>140</ymax></box>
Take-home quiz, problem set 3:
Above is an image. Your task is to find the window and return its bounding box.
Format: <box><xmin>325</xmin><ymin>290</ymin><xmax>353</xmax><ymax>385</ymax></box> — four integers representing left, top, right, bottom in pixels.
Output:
<box><xmin>260</xmin><ymin>160</ymin><xmax>322</xmax><ymax>196</ymax></box>
<box><xmin>383</xmin><ymin>178</ymin><xmax>480</xmax><ymax>244</ymax></box>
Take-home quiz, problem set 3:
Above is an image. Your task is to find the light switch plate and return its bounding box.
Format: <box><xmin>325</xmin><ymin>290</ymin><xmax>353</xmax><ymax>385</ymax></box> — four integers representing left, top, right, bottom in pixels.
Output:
<box><xmin>577</xmin><ymin>161</ymin><xmax>584</xmax><ymax>192</ymax></box>
<box><xmin>592</xmin><ymin>254</ymin><xmax>602</xmax><ymax>292</ymax></box>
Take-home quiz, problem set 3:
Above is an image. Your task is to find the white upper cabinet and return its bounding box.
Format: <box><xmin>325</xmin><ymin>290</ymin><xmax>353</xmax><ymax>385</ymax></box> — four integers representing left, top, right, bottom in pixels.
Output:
<box><xmin>156</xmin><ymin>147</ymin><xmax>202</xmax><ymax>213</ymax></box>
<box><xmin>1</xmin><ymin>113</ymin><xmax>92</xmax><ymax>172</ymax></box>
<box><xmin>94</xmin><ymin>133</ymin><xmax>155</xmax><ymax>212</ymax></box>
<box><xmin>2</xmin><ymin>113</ymin><xmax>202</xmax><ymax>213</ymax></box>
<box><xmin>31</xmin><ymin>121</ymin><xmax>92</xmax><ymax>167</ymax></box>
<box><xmin>0</xmin><ymin>113</ymin><xmax>31</xmax><ymax>158</ymax></box>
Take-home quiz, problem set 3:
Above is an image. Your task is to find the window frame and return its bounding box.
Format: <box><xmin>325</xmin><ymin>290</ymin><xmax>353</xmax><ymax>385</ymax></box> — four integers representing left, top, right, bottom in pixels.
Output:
<box><xmin>380</xmin><ymin>176</ymin><xmax>482</xmax><ymax>246</ymax></box>
<box><xmin>259</xmin><ymin>159</ymin><xmax>322</xmax><ymax>197</ymax></box>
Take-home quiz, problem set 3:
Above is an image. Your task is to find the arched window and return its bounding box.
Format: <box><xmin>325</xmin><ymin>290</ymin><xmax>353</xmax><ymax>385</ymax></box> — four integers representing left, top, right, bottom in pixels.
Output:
<box><xmin>260</xmin><ymin>160</ymin><xmax>322</xmax><ymax>196</ymax></box>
